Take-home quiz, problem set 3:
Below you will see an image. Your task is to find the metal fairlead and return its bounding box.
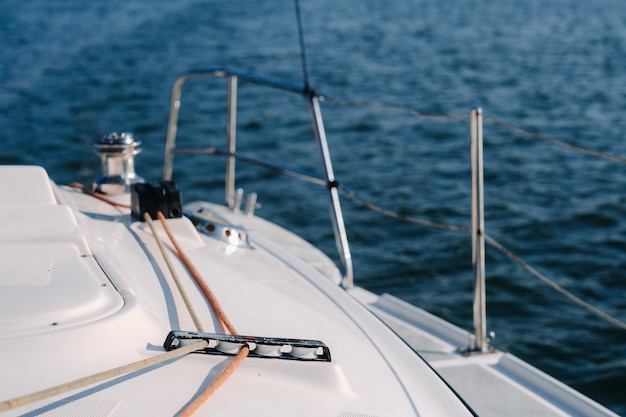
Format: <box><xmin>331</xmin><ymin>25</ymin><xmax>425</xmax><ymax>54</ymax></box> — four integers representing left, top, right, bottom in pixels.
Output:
<box><xmin>164</xmin><ymin>330</ymin><xmax>331</xmax><ymax>362</ymax></box>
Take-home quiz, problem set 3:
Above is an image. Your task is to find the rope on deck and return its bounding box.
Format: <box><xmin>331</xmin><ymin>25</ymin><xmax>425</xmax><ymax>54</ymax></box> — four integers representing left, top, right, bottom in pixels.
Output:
<box><xmin>0</xmin><ymin>340</ymin><xmax>209</xmax><ymax>412</ymax></box>
<box><xmin>0</xmin><ymin>189</ymin><xmax>249</xmax><ymax>415</ymax></box>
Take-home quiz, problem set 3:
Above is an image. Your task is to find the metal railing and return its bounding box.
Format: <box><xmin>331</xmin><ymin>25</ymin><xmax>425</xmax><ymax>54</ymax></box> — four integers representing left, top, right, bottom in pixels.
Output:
<box><xmin>160</xmin><ymin>68</ymin><xmax>626</xmax><ymax>353</ymax></box>
<box><xmin>470</xmin><ymin>108</ymin><xmax>488</xmax><ymax>353</ymax></box>
<box><xmin>162</xmin><ymin>69</ymin><xmax>354</xmax><ymax>288</ymax></box>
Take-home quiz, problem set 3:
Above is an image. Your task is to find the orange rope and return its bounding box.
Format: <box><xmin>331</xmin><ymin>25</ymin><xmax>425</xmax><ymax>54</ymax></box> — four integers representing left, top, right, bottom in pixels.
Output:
<box><xmin>69</xmin><ymin>183</ymin><xmax>131</xmax><ymax>209</ymax></box>
<box><xmin>156</xmin><ymin>211</ymin><xmax>249</xmax><ymax>416</ymax></box>
<box><xmin>69</xmin><ymin>184</ymin><xmax>237</xmax><ymax>334</ymax></box>
<box><xmin>176</xmin><ymin>345</ymin><xmax>250</xmax><ymax>417</ymax></box>
<box><xmin>66</xmin><ymin>186</ymin><xmax>247</xmax><ymax>414</ymax></box>
<box><xmin>156</xmin><ymin>211</ymin><xmax>238</xmax><ymax>335</ymax></box>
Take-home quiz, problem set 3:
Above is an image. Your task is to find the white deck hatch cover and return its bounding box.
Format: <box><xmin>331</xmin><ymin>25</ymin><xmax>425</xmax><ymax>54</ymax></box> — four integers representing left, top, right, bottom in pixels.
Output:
<box><xmin>0</xmin><ymin>167</ymin><xmax>123</xmax><ymax>336</ymax></box>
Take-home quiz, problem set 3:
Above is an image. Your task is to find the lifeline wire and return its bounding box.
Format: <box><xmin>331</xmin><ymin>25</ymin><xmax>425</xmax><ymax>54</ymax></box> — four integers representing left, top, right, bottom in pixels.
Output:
<box><xmin>324</xmin><ymin>96</ymin><xmax>626</xmax><ymax>164</ymax></box>
<box><xmin>484</xmin><ymin>234</ymin><xmax>626</xmax><ymax>332</ymax></box>
<box><xmin>321</xmin><ymin>95</ymin><xmax>471</xmax><ymax>121</ymax></box>
<box><xmin>317</xmin><ymin>97</ymin><xmax>626</xmax><ymax>330</ymax></box>
<box><xmin>339</xmin><ymin>183</ymin><xmax>626</xmax><ymax>331</ymax></box>
<box><xmin>67</xmin><ymin>100</ymin><xmax>626</xmax><ymax>332</ymax></box>
<box><xmin>338</xmin><ymin>184</ymin><xmax>471</xmax><ymax>233</ymax></box>
<box><xmin>485</xmin><ymin>114</ymin><xmax>626</xmax><ymax>164</ymax></box>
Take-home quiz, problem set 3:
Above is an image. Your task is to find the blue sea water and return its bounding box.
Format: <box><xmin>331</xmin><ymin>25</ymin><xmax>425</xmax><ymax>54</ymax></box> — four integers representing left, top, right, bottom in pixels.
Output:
<box><xmin>1</xmin><ymin>0</ymin><xmax>626</xmax><ymax>414</ymax></box>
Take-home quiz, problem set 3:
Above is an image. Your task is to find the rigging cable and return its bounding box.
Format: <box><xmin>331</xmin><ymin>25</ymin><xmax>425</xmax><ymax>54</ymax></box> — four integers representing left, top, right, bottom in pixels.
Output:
<box><xmin>322</xmin><ymin>96</ymin><xmax>626</xmax><ymax>163</ymax></box>
<box><xmin>312</xmin><ymin>97</ymin><xmax>626</xmax><ymax>330</ymax></box>
<box><xmin>340</xmin><ymin>184</ymin><xmax>626</xmax><ymax>331</ymax></box>
<box><xmin>321</xmin><ymin>96</ymin><xmax>471</xmax><ymax>121</ymax></box>
<box><xmin>187</xmin><ymin>96</ymin><xmax>626</xmax><ymax>332</ymax></box>
<box><xmin>294</xmin><ymin>0</ymin><xmax>311</xmax><ymax>93</ymax></box>
<box><xmin>483</xmin><ymin>234</ymin><xmax>626</xmax><ymax>332</ymax></box>
<box><xmin>485</xmin><ymin>114</ymin><xmax>626</xmax><ymax>164</ymax></box>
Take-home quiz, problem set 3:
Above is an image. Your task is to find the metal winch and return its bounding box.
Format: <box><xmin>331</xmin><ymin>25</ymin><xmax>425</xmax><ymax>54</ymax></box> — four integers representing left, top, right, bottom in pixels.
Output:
<box><xmin>93</xmin><ymin>132</ymin><xmax>144</xmax><ymax>194</ymax></box>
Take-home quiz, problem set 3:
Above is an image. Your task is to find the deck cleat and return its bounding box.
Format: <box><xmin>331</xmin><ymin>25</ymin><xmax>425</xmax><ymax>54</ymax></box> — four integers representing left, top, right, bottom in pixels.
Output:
<box><xmin>185</xmin><ymin>209</ymin><xmax>251</xmax><ymax>248</ymax></box>
<box><xmin>163</xmin><ymin>330</ymin><xmax>331</xmax><ymax>362</ymax></box>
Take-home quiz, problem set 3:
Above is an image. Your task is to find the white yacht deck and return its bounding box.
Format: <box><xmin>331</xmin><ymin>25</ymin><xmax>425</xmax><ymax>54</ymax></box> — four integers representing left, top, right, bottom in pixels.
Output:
<box><xmin>351</xmin><ymin>288</ymin><xmax>619</xmax><ymax>417</ymax></box>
